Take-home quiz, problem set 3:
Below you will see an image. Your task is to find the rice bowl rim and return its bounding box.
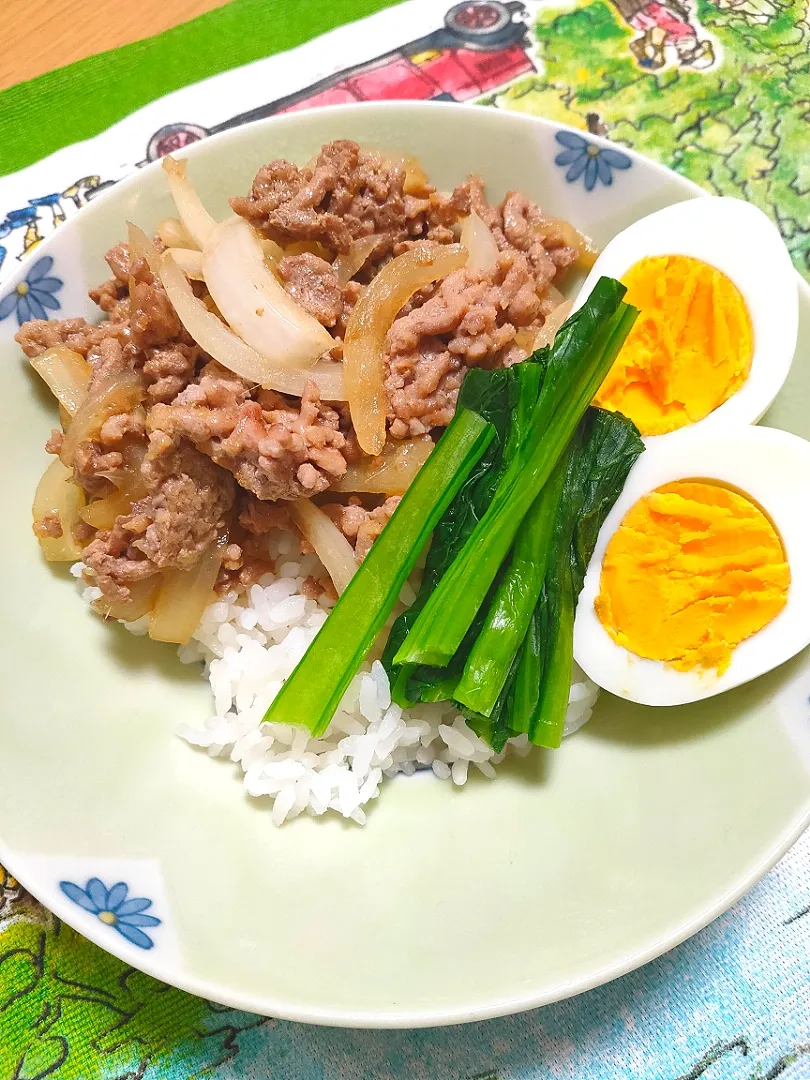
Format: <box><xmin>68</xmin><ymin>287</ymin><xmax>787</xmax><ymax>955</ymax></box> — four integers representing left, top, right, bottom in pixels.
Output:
<box><xmin>0</xmin><ymin>100</ymin><xmax>808</xmax><ymax>1028</ymax></box>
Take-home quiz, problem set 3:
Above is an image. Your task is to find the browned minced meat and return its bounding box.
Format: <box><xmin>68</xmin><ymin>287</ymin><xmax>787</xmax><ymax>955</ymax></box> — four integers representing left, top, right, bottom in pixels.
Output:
<box><xmin>82</xmin><ymin>437</ymin><xmax>235</xmax><ymax>602</ymax></box>
<box><xmin>45</xmin><ymin>429</ymin><xmax>64</xmax><ymax>455</ymax></box>
<box><xmin>323</xmin><ymin>496</ymin><xmax>402</xmax><ymax>562</ymax></box>
<box><xmin>20</xmin><ymin>150</ymin><xmax>588</xmax><ymax>605</ymax></box>
<box><xmin>238</xmin><ymin>494</ymin><xmax>292</xmax><ymax>535</ymax></box>
<box><xmin>33</xmin><ymin>512</ymin><xmax>62</xmax><ymax>539</ymax></box>
<box><xmin>384</xmin><ymin>253</ymin><xmax>542</xmax><ymax>437</ymax></box>
<box><xmin>16</xmin><ymin>315</ymin><xmax>128</xmax><ymax>362</ymax></box>
<box><xmin>149</xmin><ymin>369</ymin><xmax>347</xmax><ymax>501</ymax></box>
<box><xmin>382</xmin><ymin>180</ymin><xmax>579</xmax><ymax>437</ymax></box>
<box><xmin>277</xmin><ymin>253</ymin><xmax>343</xmax><ymax>327</ymax></box>
<box><xmin>231</xmin><ymin>140</ymin><xmax>462</xmax><ymax>262</ymax></box>
<box><xmin>453</xmin><ymin>180</ymin><xmax>579</xmax><ymax>292</ymax></box>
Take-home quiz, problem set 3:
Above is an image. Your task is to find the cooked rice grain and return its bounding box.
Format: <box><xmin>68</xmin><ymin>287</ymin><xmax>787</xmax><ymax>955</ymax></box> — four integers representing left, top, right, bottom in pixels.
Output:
<box><xmin>75</xmin><ymin>537</ymin><xmax>599</xmax><ymax>826</ymax></box>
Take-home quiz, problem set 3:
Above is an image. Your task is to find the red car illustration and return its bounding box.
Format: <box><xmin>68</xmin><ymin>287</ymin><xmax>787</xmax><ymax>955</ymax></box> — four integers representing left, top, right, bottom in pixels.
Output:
<box><xmin>143</xmin><ymin>2</ymin><xmax>535</xmax><ymax>162</ymax></box>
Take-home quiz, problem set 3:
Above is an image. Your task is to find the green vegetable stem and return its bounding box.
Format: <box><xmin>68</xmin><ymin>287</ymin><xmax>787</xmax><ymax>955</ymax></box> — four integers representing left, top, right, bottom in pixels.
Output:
<box><xmin>511</xmin><ymin>408</ymin><xmax>645</xmax><ymax>747</ymax></box>
<box><xmin>394</xmin><ymin>277</ymin><xmax>638</xmax><ymax>669</ymax></box>
<box><xmin>263</xmin><ymin>407</ymin><xmax>495</xmax><ymax>737</ymax></box>
<box><xmin>383</xmin><ymin>360</ymin><xmax>545</xmax><ymax>708</ymax></box>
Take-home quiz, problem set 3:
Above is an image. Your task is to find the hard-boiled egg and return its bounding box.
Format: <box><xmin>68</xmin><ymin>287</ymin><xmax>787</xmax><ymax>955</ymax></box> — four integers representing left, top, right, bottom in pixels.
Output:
<box><xmin>574</xmin><ymin>197</ymin><xmax>798</xmax><ymax>440</ymax></box>
<box><xmin>573</xmin><ymin>425</ymin><xmax>810</xmax><ymax>706</ymax></box>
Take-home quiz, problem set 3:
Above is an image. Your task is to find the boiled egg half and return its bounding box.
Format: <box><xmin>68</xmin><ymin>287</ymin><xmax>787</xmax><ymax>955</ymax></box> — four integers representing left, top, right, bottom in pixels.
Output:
<box><xmin>573</xmin><ymin>425</ymin><xmax>810</xmax><ymax>706</ymax></box>
<box><xmin>574</xmin><ymin>197</ymin><xmax>798</xmax><ymax>440</ymax></box>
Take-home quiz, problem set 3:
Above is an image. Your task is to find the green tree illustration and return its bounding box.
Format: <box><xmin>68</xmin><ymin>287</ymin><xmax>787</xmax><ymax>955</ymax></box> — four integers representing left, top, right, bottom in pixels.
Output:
<box><xmin>492</xmin><ymin>0</ymin><xmax>810</xmax><ymax>280</ymax></box>
<box><xmin>0</xmin><ymin>907</ymin><xmax>266</xmax><ymax>1079</ymax></box>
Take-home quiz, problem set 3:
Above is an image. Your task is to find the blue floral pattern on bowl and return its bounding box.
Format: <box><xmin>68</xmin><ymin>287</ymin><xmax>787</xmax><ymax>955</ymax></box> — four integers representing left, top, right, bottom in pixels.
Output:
<box><xmin>59</xmin><ymin>877</ymin><xmax>161</xmax><ymax>950</ymax></box>
<box><xmin>0</xmin><ymin>255</ymin><xmax>63</xmax><ymax>327</ymax></box>
<box><xmin>554</xmin><ymin>131</ymin><xmax>632</xmax><ymax>191</ymax></box>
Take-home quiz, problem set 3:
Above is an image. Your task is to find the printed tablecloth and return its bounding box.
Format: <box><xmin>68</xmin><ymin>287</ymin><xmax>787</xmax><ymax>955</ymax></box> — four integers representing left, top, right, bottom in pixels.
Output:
<box><xmin>0</xmin><ymin>1</ymin><xmax>808</xmax><ymax>1076</ymax></box>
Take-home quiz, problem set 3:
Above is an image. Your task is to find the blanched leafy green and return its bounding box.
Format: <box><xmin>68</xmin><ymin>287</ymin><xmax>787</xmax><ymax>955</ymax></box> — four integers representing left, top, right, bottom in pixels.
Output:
<box><xmin>512</xmin><ymin>408</ymin><xmax>645</xmax><ymax>747</ymax></box>
<box><xmin>394</xmin><ymin>277</ymin><xmax>637</xmax><ymax>669</ymax></box>
<box><xmin>263</xmin><ymin>407</ymin><xmax>495</xmax><ymax>737</ymax></box>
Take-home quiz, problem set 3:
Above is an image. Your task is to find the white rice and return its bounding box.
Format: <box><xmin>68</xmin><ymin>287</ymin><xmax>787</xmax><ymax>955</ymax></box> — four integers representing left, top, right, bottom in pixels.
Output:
<box><xmin>75</xmin><ymin>533</ymin><xmax>599</xmax><ymax>826</ymax></box>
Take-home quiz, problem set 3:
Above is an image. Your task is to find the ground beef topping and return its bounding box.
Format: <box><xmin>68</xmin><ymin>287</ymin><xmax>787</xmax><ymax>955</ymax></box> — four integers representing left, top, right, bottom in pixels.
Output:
<box><xmin>277</xmin><ymin>253</ymin><xmax>344</xmax><ymax>327</ymax></box>
<box><xmin>323</xmin><ymin>496</ymin><xmax>402</xmax><ymax>562</ymax></box>
<box><xmin>383</xmin><ymin>252</ymin><xmax>546</xmax><ymax>437</ymax></box>
<box><xmin>148</xmin><ymin>373</ymin><xmax>347</xmax><ymax>502</ymax></box>
<box><xmin>231</xmin><ymin>140</ymin><xmax>410</xmax><ymax>257</ymax></box>
<box><xmin>82</xmin><ymin>437</ymin><xmax>235</xmax><ymax>601</ymax></box>
<box><xmin>22</xmin><ymin>149</ymin><xmax>588</xmax><ymax>604</ymax></box>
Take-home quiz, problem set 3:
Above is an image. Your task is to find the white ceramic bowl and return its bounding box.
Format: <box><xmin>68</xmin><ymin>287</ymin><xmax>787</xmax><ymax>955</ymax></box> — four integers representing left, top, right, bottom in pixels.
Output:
<box><xmin>0</xmin><ymin>102</ymin><xmax>809</xmax><ymax>1027</ymax></box>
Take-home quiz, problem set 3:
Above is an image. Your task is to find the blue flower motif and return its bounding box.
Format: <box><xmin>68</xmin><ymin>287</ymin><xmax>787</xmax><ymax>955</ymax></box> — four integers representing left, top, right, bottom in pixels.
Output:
<box><xmin>554</xmin><ymin>131</ymin><xmax>632</xmax><ymax>192</ymax></box>
<box><xmin>59</xmin><ymin>877</ymin><xmax>161</xmax><ymax>950</ymax></box>
<box><xmin>0</xmin><ymin>255</ymin><xmax>63</xmax><ymax>327</ymax></box>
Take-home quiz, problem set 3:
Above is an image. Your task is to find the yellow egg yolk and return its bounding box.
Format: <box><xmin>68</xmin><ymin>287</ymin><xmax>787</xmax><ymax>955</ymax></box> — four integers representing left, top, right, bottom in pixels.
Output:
<box><xmin>595</xmin><ymin>481</ymin><xmax>789</xmax><ymax>674</ymax></box>
<box><xmin>594</xmin><ymin>255</ymin><xmax>753</xmax><ymax>436</ymax></box>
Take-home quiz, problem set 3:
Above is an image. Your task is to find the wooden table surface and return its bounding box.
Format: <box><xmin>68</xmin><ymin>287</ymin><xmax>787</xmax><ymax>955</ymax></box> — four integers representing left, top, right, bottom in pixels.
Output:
<box><xmin>1</xmin><ymin>0</ymin><xmax>230</xmax><ymax>91</ymax></box>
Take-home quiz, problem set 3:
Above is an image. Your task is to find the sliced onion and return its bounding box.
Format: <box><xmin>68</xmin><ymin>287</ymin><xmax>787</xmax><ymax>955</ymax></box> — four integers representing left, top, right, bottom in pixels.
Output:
<box><xmin>344</xmin><ymin>242</ymin><xmax>468</xmax><ymax>456</ymax></box>
<box><xmin>149</xmin><ymin>541</ymin><xmax>224</xmax><ymax>644</ymax></box>
<box><xmin>333</xmin><ymin>235</ymin><xmax>379</xmax><ymax>286</ymax></box>
<box><xmin>79</xmin><ymin>461</ymin><xmax>147</xmax><ymax>530</ymax></box>
<box><xmin>79</xmin><ymin>489</ymin><xmax>133</xmax><ymax>530</ymax></box>
<box><xmin>162</xmin><ymin>156</ymin><xmax>216</xmax><ymax>249</ymax></box>
<box><xmin>32</xmin><ymin>458</ymin><xmax>87</xmax><ymax>561</ymax></box>
<box><xmin>127</xmin><ymin>221</ymin><xmax>163</xmax><ymax>276</ymax></box>
<box><xmin>372</xmin><ymin>148</ymin><xmax>431</xmax><ymax>195</ymax></box>
<box><xmin>168</xmin><ymin>247</ymin><xmax>204</xmax><ymax>279</ymax></box>
<box><xmin>156</xmin><ymin>216</ymin><xmax>196</xmax><ymax>249</ymax></box>
<box><xmin>283</xmin><ymin>240</ymin><xmax>333</xmax><ymax>261</ymax></box>
<box><xmin>262</xmin><ymin>239</ymin><xmax>285</xmax><ymax>263</ymax></box>
<box><xmin>289</xmin><ymin>499</ymin><xmax>357</xmax><ymax>595</ymax></box>
<box><xmin>533</xmin><ymin>300</ymin><xmax>574</xmax><ymax>350</ymax></box>
<box><xmin>29</xmin><ymin>346</ymin><xmax>91</xmax><ymax>416</ymax></box>
<box><xmin>332</xmin><ymin>436</ymin><xmax>433</xmax><ymax>495</ymax></box>
<box><xmin>159</xmin><ymin>252</ymin><xmax>346</xmax><ymax>399</ymax></box>
<box><xmin>202</xmin><ymin>217</ymin><xmax>334</xmax><ymax>367</ymax></box>
<box><xmin>534</xmin><ymin>215</ymin><xmax>599</xmax><ymax>270</ymax></box>
<box><xmin>60</xmin><ymin>369</ymin><xmax>144</xmax><ymax>468</ymax></box>
<box><xmin>94</xmin><ymin>578</ymin><xmax>160</xmax><ymax>623</ymax></box>
<box><xmin>459</xmin><ymin>212</ymin><xmax>499</xmax><ymax>274</ymax></box>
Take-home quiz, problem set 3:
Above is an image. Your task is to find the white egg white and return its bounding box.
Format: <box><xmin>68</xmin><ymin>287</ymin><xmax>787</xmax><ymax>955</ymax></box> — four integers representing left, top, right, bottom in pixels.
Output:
<box><xmin>573</xmin><ymin>425</ymin><xmax>810</xmax><ymax>706</ymax></box>
<box><xmin>574</xmin><ymin>197</ymin><xmax>798</xmax><ymax>440</ymax></box>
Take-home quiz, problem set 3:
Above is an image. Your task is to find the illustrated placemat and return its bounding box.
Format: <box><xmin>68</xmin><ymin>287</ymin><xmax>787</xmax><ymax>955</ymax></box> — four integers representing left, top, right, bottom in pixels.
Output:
<box><xmin>1</xmin><ymin>1</ymin><xmax>809</xmax><ymax>1076</ymax></box>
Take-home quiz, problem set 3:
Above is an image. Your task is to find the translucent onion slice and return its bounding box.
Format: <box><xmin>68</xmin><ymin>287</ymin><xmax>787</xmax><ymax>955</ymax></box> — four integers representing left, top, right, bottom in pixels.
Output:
<box><xmin>79</xmin><ymin>462</ymin><xmax>147</xmax><ymax>530</ymax></box>
<box><xmin>162</xmin><ymin>156</ymin><xmax>216</xmax><ymax>249</ymax></box>
<box><xmin>333</xmin><ymin>235</ymin><xmax>379</xmax><ymax>286</ymax></box>
<box><xmin>459</xmin><ymin>213</ymin><xmax>499</xmax><ymax>274</ymax></box>
<box><xmin>94</xmin><ymin>578</ymin><xmax>160</xmax><ymax>623</ymax></box>
<box><xmin>262</xmin><ymin>239</ymin><xmax>285</xmax><ymax>263</ymax></box>
<box><xmin>533</xmin><ymin>300</ymin><xmax>574</xmax><ymax>350</ymax></box>
<box><xmin>202</xmin><ymin>217</ymin><xmax>334</xmax><ymax>367</ymax></box>
<box><xmin>149</xmin><ymin>541</ymin><xmax>224</xmax><ymax>644</ymax></box>
<box><xmin>60</xmin><ymin>370</ymin><xmax>144</xmax><ymax>468</ymax></box>
<box><xmin>283</xmin><ymin>240</ymin><xmax>334</xmax><ymax>260</ymax></box>
<box><xmin>79</xmin><ymin>488</ymin><xmax>134</xmax><ymax>530</ymax></box>
<box><xmin>343</xmin><ymin>242</ymin><xmax>468</xmax><ymax>456</ymax></box>
<box><xmin>159</xmin><ymin>252</ymin><xmax>346</xmax><ymax>399</ymax></box>
<box><xmin>534</xmin><ymin>215</ymin><xmax>599</xmax><ymax>270</ymax></box>
<box><xmin>32</xmin><ymin>458</ymin><xmax>87</xmax><ymax>561</ymax></box>
<box><xmin>127</xmin><ymin>221</ymin><xmax>163</xmax><ymax>276</ymax></box>
<box><xmin>168</xmin><ymin>247</ymin><xmax>204</xmax><ymax>279</ymax></box>
<box><xmin>331</xmin><ymin>436</ymin><xmax>433</xmax><ymax>495</ymax></box>
<box><xmin>29</xmin><ymin>346</ymin><xmax>91</xmax><ymax>416</ymax></box>
<box><xmin>157</xmin><ymin>216</ymin><xmax>196</xmax><ymax>250</ymax></box>
<box><xmin>372</xmin><ymin>148</ymin><xmax>431</xmax><ymax>195</ymax></box>
<box><xmin>289</xmin><ymin>499</ymin><xmax>357</xmax><ymax>595</ymax></box>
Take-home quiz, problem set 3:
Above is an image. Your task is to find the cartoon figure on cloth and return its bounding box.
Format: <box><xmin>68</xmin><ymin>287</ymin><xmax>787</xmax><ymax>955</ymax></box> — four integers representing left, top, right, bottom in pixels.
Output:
<box><xmin>614</xmin><ymin>0</ymin><xmax>715</xmax><ymax>69</ymax></box>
